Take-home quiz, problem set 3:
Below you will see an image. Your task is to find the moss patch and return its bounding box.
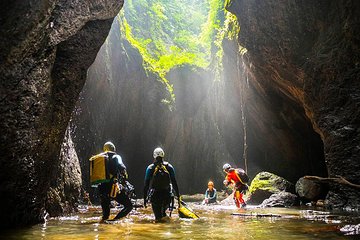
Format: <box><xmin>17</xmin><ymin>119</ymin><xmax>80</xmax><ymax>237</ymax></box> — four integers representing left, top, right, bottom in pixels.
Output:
<box><xmin>248</xmin><ymin>175</ymin><xmax>280</xmax><ymax>194</ymax></box>
<box><xmin>247</xmin><ymin>172</ymin><xmax>294</xmax><ymax>204</ymax></box>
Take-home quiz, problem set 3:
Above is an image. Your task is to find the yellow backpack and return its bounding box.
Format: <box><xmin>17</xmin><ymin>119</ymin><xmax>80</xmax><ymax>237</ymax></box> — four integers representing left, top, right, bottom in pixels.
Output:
<box><xmin>89</xmin><ymin>152</ymin><xmax>111</xmax><ymax>187</ymax></box>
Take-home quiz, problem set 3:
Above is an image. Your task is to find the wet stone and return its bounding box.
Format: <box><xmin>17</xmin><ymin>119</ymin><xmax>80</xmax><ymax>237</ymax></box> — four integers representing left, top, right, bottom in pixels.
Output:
<box><xmin>260</xmin><ymin>191</ymin><xmax>299</xmax><ymax>208</ymax></box>
<box><xmin>247</xmin><ymin>172</ymin><xmax>294</xmax><ymax>204</ymax></box>
<box><xmin>296</xmin><ymin>177</ymin><xmax>327</xmax><ymax>202</ymax></box>
<box><xmin>340</xmin><ymin>224</ymin><xmax>360</xmax><ymax>236</ymax></box>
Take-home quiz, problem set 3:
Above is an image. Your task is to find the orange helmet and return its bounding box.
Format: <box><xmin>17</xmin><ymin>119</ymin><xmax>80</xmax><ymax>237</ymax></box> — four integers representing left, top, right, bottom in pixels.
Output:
<box><xmin>208</xmin><ymin>181</ymin><xmax>214</xmax><ymax>186</ymax></box>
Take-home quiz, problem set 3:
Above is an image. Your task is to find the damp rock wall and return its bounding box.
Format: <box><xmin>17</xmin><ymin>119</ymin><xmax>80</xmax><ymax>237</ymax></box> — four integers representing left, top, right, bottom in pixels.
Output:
<box><xmin>228</xmin><ymin>0</ymin><xmax>360</xmax><ymax>208</ymax></box>
<box><xmin>0</xmin><ymin>0</ymin><xmax>123</xmax><ymax>228</ymax></box>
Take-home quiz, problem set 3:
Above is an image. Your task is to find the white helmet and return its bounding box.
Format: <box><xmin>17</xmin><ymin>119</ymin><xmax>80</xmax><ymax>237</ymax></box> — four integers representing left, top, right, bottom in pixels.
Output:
<box><xmin>223</xmin><ymin>163</ymin><xmax>231</xmax><ymax>172</ymax></box>
<box><xmin>103</xmin><ymin>141</ymin><xmax>116</xmax><ymax>152</ymax></box>
<box><xmin>153</xmin><ymin>147</ymin><xmax>165</xmax><ymax>158</ymax></box>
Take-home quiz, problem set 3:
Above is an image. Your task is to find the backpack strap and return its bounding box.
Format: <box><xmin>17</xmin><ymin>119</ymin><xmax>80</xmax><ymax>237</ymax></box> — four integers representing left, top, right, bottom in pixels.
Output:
<box><xmin>105</xmin><ymin>152</ymin><xmax>111</xmax><ymax>180</ymax></box>
<box><xmin>234</xmin><ymin>169</ymin><xmax>245</xmax><ymax>185</ymax></box>
<box><xmin>106</xmin><ymin>152</ymin><xmax>118</xmax><ymax>180</ymax></box>
<box><xmin>153</xmin><ymin>162</ymin><xmax>169</xmax><ymax>176</ymax></box>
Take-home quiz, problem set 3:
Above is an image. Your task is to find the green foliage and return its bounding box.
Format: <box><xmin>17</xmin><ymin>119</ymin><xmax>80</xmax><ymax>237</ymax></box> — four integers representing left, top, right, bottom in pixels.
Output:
<box><xmin>213</xmin><ymin>10</ymin><xmax>241</xmax><ymax>79</ymax></box>
<box><xmin>199</xmin><ymin>0</ymin><xmax>225</xmax><ymax>56</ymax></box>
<box><xmin>118</xmin><ymin>0</ymin><xmax>242</xmax><ymax>104</ymax></box>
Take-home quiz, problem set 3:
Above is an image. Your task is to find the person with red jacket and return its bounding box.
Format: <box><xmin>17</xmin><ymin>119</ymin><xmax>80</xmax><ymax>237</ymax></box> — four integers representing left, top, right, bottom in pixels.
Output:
<box><xmin>223</xmin><ymin>163</ymin><xmax>248</xmax><ymax>208</ymax></box>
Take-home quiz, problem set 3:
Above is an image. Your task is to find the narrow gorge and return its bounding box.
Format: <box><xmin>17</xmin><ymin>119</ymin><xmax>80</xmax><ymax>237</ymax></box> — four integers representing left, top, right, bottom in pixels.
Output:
<box><xmin>0</xmin><ymin>0</ymin><xmax>359</xmax><ymax>229</ymax></box>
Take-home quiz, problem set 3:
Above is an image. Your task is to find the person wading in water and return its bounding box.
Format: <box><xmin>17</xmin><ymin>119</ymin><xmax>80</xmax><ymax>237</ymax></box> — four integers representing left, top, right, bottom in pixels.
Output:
<box><xmin>90</xmin><ymin>142</ymin><xmax>133</xmax><ymax>222</ymax></box>
<box><xmin>223</xmin><ymin>163</ymin><xmax>249</xmax><ymax>208</ymax></box>
<box><xmin>143</xmin><ymin>147</ymin><xmax>180</xmax><ymax>222</ymax></box>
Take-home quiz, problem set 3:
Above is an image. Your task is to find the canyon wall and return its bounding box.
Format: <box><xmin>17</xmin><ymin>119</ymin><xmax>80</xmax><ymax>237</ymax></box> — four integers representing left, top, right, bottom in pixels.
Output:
<box><xmin>1</xmin><ymin>0</ymin><xmax>358</xmax><ymax>229</ymax></box>
<box><xmin>0</xmin><ymin>0</ymin><xmax>123</xmax><ymax>227</ymax></box>
<box><xmin>228</xmin><ymin>0</ymin><xmax>360</xmax><ymax>208</ymax></box>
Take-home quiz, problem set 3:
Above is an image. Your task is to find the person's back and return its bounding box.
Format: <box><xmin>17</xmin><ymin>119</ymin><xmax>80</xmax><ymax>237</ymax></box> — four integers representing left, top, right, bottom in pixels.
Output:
<box><xmin>223</xmin><ymin>163</ymin><xmax>248</xmax><ymax>208</ymax></box>
<box><xmin>92</xmin><ymin>142</ymin><xmax>133</xmax><ymax>222</ymax></box>
<box><xmin>225</xmin><ymin>168</ymin><xmax>247</xmax><ymax>189</ymax></box>
<box><xmin>151</xmin><ymin>161</ymin><xmax>171</xmax><ymax>192</ymax></box>
<box><xmin>144</xmin><ymin>147</ymin><xmax>180</xmax><ymax>221</ymax></box>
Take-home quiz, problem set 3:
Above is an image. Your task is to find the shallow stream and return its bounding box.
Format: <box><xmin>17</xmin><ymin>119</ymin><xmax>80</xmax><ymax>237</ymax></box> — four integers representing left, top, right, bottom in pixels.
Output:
<box><xmin>2</xmin><ymin>203</ymin><xmax>359</xmax><ymax>239</ymax></box>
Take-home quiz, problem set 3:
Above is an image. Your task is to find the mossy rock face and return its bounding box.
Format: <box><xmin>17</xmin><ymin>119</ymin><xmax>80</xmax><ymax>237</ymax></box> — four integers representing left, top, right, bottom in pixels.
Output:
<box><xmin>247</xmin><ymin>172</ymin><xmax>294</xmax><ymax>204</ymax></box>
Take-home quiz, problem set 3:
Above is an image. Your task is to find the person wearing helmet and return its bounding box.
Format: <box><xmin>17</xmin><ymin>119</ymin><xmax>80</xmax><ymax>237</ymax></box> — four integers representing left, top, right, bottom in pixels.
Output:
<box><xmin>143</xmin><ymin>147</ymin><xmax>180</xmax><ymax>221</ymax></box>
<box><xmin>203</xmin><ymin>181</ymin><xmax>217</xmax><ymax>204</ymax></box>
<box><xmin>223</xmin><ymin>163</ymin><xmax>249</xmax><ymax>208</ymax></box>
<box><xmin>98</xmin><ymin>141</ymin><xmax>133</xmax><ymax>222</ymax></box>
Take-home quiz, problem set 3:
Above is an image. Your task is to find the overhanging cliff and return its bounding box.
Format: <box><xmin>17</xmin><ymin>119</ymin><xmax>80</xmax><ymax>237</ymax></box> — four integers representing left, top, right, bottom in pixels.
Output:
<box><xmin>0</xmin><ymin>0</ymin><xmax>123</xmax><ymax>228</ymax></box>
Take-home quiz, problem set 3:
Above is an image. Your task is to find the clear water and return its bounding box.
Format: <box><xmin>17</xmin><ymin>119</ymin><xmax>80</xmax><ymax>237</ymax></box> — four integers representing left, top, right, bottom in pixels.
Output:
<box><xmin>2</xmin><ymin>204</ymin><xmax>359</xmax><ymax>240</ymax></box>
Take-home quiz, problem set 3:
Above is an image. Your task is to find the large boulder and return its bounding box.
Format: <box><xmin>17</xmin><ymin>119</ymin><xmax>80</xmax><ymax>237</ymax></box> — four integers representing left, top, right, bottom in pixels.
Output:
<box><xmin>247</xmin><ymin>172</ymin><xmax>294</xmax><ymax>204</ymax></box>
<box><xmin>261</xmin><ymin>192</ymin><xmax>299</xmax><ymax>208</ymax></box>
<box><xmin>296</xmin><ymin>177</ymin><xmax>328</xmax><ymax>202</ymax></box>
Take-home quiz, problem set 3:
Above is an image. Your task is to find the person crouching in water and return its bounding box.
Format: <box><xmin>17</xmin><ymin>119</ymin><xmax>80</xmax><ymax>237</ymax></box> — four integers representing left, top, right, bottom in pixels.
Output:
<box><xmin>203</xmin><ymin>181</ymin><xmax>217</xmax><ymax>204</ymax></box>
<box><xmin>97</xmin><ymin>142</ymin><xmax>133</xmax><ymax>222</ymax></box>
<box><xmin>144</xmin><ymin>147</ymin><xmax>180</xmax><ymax>222</ymax></box>
<box><xmin>223</xmin><ymin>163</ymin><xmax>248</xmax><ymax>208</ymax></box>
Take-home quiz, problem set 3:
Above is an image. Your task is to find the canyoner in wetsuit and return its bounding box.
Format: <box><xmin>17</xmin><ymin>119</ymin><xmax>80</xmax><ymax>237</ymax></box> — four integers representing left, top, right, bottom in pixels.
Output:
<box><xmin>203</xmin><ymin>181</ymin><xmax>217</xmax><ymax>204</ymax></box>
<box><xmin>144</xmin><ymin>147</ymin><xmax>180</xmax><ymax>221</ymax></box>
<box><xmin>91</xmin><ymin>142</ymin><xmax>133</xmax><ymax>222</ymax></box>
<box><xmin>223</xmin><ymin>163</ymin><xmax>249</xmax><ymax>208</ymax></box>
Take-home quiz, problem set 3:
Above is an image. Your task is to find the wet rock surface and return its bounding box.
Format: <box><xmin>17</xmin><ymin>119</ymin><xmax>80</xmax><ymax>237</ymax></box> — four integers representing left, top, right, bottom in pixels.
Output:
<box><xmin>228</xmin><ymin>0</ymin><xmax>360</xmax><ymax>208</ymax></box>
<box><xmin>45</xmin><ymin>127</ymin><xmax>82</xmax><ymax>216</ymax></box>
<box><xmin>248</xmin><ymin>172</ymin><xmax>294</xmax><ymax>204</ymax></box>
<box><xmin>340</xmin><ymin>224</ymin><xmax>360</xmax><ymax>236</ymax></box>
<box><xmin>0</xmin><ymin>0</ymin><xmax>123</xmax><ymax>228</ymax></box>
<box><xmin>296</xmin><ymin>177</ymin><xmax>327</xmax><ymax>202</ymax></box>
<box><xmin>260</xmin><ymin>192</ymin><xmax>299</xmax><ymax>208</ymax></box>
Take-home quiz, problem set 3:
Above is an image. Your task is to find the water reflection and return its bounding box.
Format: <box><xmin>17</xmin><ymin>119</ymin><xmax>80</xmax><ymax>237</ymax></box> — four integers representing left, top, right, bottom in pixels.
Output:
<box><xmin>41</xmin><ymin>222</ymin><xmax>46</xmax><ymax>238</ymax></box>
<box><xmin>2</xmin><ymin>204</ymin><xmax>360</xmax><ymax>240</ymax></box>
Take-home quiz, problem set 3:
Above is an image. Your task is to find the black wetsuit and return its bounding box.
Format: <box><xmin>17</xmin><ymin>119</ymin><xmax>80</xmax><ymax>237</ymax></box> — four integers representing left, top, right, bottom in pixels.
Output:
<box><xmin>144</xmin><ymin>158</ymin><xmax>180</xmax><ymax>220</ymax></box>
<box><xmin>98</xmin><ymin>151</ymin><xmax>133</xmax><ymax>220</ymax></box>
